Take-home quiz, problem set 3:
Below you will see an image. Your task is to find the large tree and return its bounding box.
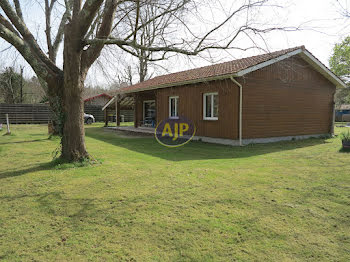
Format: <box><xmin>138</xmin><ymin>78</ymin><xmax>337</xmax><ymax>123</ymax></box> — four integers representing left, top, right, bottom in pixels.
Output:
<box><xmin>0</xmin><ymin>0</ymin><xmax>292</xmax><ymax>161</ymax></box>
<box><xmin>330</xmin><ymin>36</ymin><xmax>350</xmax><ymax>106</ymax></box>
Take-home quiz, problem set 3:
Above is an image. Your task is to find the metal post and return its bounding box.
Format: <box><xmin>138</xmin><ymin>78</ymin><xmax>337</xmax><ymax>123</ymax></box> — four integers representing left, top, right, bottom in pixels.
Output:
<box><xmin>6</xmin><ymin>114</ymin><xmax>11</xmax><ymax>134</ymax></box>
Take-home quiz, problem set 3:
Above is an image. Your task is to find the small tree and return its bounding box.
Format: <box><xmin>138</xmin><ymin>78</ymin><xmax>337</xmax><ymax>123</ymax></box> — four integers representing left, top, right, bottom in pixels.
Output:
<box><xmin>0</xmin><ymin>67</ymin><xmax>23</xmax><ymax>103</ymax></box>
<box><xmin>330</xmin><ymin>36</ymin><xmax>350</xmax><ymax>106</ymax></box>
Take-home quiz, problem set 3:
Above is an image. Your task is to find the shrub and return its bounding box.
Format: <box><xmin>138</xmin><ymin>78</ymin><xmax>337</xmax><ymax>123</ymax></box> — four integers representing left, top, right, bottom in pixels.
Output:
<box><xmin>340</xmin><ymin>130</ymin><xmax>350</xmax><ymax>141</ymax></box>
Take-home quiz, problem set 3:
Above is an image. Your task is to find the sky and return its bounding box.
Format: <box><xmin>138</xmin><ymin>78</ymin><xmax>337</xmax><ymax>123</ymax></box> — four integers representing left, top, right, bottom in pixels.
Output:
<box><xmin>0</xmin><ymin>0</ymin><xmax>349</xmax><ymax>87</ymax></box>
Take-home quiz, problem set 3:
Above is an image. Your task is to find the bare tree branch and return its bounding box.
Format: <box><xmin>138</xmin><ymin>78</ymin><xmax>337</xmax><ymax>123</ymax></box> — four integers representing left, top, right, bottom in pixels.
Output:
<box><xmin>13</xmin><ymin>0</ymin><xmax>23</xmax><ymax>21</ymax></box>
<box><xmin>0</xmin><ymin>0</ymin><xmax>61</xmax><ymax>74</ymax></box>
<box><xmin>337</xmin><ymin>0</ymin><xmax>350</xmax><ymax>17</ymax></box>
<box><xmin>81</xmin><ymin>0</ymin><xmax>118</xmax><ymax>71</ymax></box>
<box><xmin>0</xmin><ymin>22</ymin><xmax>49</xmax><ymax>79</ymax></box>
<box><xmin>78</xmin><ymin>0</ymin><xmax>104</xmax><ymax>38</ymax></box>
<box><xmin>50</xmin><ymin>0</ymin><xmax>72</xmax><ymax>62</ymax></box>
<box><xmin>45</xmin><ymin>0</ymin><xmax>53</xmax><ymax>57</ymax></box>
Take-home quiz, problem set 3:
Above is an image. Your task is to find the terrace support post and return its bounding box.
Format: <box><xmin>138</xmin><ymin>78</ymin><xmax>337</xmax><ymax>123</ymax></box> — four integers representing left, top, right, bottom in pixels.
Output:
<box><xmin>331</xmin><ymin>92</ymin><xmax>335</xmax><ymax>136</ymax></box>
<box><xmin>104</xmin><ymin>108</ymin><xmax>108</xmax><ymax>127</ymax></box>
<box><xmin>115</xmin><ymin>95</ymin><xmax>120</xmax><ymax>127</ymax></box>
<box><xmin>117</xmin><ymin>101</ymin><xmax>121</xmax><ymax>127</ymax></box>
<box><xmin>134</xmin><ymin>94</ymin><xmax>139</xmax><ymax>128</ymax></box>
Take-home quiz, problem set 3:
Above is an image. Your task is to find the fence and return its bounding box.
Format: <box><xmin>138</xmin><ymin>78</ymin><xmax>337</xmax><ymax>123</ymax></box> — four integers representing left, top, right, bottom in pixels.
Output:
<box><xmin>84</xmin><ymin>105</ymin><xmax>105</xmax><ymax>122</ymax></box>
<box><xmin>0</xmin><ymin>103</ymin><xmax>51</xmax><ymax>124</ymax></box>
<box><xmin>0</xmin><ymin>103</ymin><xmax>106</xmax><ymax>124</ymax></box>
<box><xmin>105</xmin><ymin>108</ymin><xmax>134</xmax><ymax>122</ymax></box>
<box><xmin>342</xmin><ymin>114</ymin><xmax>350</xmax><ymax>122</ymax></box>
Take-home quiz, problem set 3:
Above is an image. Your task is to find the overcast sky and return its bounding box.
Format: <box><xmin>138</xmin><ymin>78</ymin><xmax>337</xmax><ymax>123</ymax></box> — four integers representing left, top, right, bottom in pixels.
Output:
<box><xmin>0</xmin><ymin>0</ymin><xmax>349</xmax><ymax>87</ymax></box>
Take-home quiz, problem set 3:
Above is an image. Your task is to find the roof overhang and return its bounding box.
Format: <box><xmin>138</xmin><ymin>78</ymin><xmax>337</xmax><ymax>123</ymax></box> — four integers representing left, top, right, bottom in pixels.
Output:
<box><xmin>112</xmin><ymin>48</ymin><xmax>346</xmax><ymax>97</ymax></box>
<box><xmin>235</xmin><ymin>48</ymin><xmax>346</xmax><ymax>88</ymax></box>
<box><xmin>298</xmin><ymin>50</ymin><xmax>346</xmax><ymax>88</ymax></box>
<box><xmin>102</xmin><ymin>95</ymin><xmax>135</xmax><ymax>111</ymax></box>
<box><xmin>114</xmin><ymin>73</ymin><xmax>237</xmax><ymax>95</ymax></box>
<box><xmin>235</xmin><ymin>48</ymin><xmax>304</xmax><ymax>76</ymax></box>
<box><xmin>84</xmin><ymin>93</ymin><xmax>113</xmax><ymax>102</ymax></box>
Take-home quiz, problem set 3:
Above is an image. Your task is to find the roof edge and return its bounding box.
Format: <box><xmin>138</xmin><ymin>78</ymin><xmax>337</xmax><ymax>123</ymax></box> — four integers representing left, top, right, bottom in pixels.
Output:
<box><xmin>236</xmin><ymin>48</ymin><xmax>346</xmax><ymax>88</ymax></box>
<box><xmin>235</xmin><ymin>48</ymin><xmax>304</xmax><ymax>77</ymax></box>
<box><xmin>84</xmin><ymin>93</ymin><xmax>113</xmax><ymax>102</ymax></box>
<box><xmin>116</xmin><ymin>73</ymin><xmax>237</xmax><ymax>95</ymax></box>
<box><xmin>298</xmin><ymin>50</ymin><xmax>346</xmax><ymax>88</ymax></box>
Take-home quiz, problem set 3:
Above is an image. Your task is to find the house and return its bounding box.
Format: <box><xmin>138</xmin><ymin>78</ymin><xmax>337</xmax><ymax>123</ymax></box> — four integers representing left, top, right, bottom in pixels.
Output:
<box><xmin>103</xmin><ymin>46</ymin><xmax>346</xmax><ymax>145</ymax></box>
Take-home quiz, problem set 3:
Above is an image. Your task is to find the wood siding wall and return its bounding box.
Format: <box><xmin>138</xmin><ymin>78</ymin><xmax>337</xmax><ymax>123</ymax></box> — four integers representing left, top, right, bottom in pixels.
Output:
<box><xmin>156</xmin><ymin>79</ymin><xmax>239</xmax><ymax>139</ymax></box>
<box><xmin>239</xmin><ymin>56</ymin><xmax>335</xmax><ymax>138</ymax></box>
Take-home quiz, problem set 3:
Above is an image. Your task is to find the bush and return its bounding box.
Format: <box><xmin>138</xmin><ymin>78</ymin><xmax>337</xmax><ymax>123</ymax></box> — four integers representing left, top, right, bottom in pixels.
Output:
<box><xmin>340</xmin><ymin>130</ymin><xmax>350</xmax><ymax>141</ymax></box>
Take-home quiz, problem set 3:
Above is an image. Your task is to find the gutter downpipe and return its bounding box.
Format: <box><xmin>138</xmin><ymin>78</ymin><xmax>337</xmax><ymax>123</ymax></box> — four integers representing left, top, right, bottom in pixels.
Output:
<box><xmin>331</xmin><ymin>89</ymin><xmax>336</xmax><ymax>136</ymax></box>
<box><xmin>230</xmin><ymin>76</ymin><xmax>243</xmax><ymax>146</ymax></box>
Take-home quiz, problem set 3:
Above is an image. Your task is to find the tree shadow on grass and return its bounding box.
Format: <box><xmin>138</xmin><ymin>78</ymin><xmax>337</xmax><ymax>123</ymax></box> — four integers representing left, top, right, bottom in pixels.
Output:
<box><xmin>0</xmin><ymin>138</ymin><xmax>49</xmax><ymax>145</ymax></box>
<box><xmin>0</xmin><ymin>158</ymin><xmax>89</xmax><ymax>180</ymax></box>
<box><xmin>0</xmin><ymin>190</ymin><xmax>140</xmax><ymax>229</ymax></box>
<box><xmin>85</xmin><ymin>127</ymin><xmax>331</xmax><ymax>162</ymax></box>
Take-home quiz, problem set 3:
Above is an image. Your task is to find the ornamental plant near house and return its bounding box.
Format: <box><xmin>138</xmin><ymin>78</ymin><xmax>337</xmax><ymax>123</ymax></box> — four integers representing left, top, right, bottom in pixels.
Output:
<box><xmin>340</xmin><ymin>130</ymin><xmax>350</xmax><ymax>149</ymax></box>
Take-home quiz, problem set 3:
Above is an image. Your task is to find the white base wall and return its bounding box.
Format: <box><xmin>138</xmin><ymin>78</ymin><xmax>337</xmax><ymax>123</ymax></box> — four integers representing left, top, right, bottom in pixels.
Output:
<box><xmin>107</xmin><ymin>126</ymin><xmax>330</xmax><ymax>146</ymax></box>
<box><xmin>193</xmin><ymin>133</ymin><xmax>330</xmax><ymax>146</ymax></box>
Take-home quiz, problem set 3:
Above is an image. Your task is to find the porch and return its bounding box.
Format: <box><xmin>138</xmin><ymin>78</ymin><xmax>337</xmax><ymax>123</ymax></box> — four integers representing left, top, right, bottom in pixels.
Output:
<box><xmin>103</xmin><ymin>90</ymin><xmax>157</xmax><ymax>128</ymax></box>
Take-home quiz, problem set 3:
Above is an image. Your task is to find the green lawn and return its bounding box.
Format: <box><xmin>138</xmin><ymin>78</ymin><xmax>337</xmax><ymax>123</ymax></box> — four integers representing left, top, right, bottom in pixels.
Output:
<box><xmin>0</xmin><ymin>123</ymin><xmax>349</xmax><ymax>261</ymax></box>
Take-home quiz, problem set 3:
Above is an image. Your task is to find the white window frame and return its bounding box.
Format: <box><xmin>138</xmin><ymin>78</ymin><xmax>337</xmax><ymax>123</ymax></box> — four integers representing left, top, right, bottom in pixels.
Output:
<box><xmin>143</xmin><ymin>100</ymin><xmax>155</xmax><ymax>120</ymax></box>
<box><xmin>169</xmin><ymin>96</ymin><xmax>179</xmax><ymax>119</ymax></box>
<box><xmin>203</xmin><ymin>92</ymin><xmax>218</xmax><ymax>120</ymax></box>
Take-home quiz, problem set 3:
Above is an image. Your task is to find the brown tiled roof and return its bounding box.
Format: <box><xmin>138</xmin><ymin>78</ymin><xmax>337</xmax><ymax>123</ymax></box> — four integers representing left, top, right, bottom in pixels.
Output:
<box><xmin>83</xmin><ymin>93</ymin><xmax>112</xmax><ymax>102</ymax></box>
<box><xmin>119</xmin><ymin>46</ymin><xmax>305</xmax><ymax>93</ymax></box>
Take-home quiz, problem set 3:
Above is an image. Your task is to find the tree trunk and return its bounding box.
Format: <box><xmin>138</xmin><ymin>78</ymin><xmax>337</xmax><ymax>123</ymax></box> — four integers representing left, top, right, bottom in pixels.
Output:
<box><xmin>61</xmin><ymin>23</ymin><xmax>89</xmax><ymax>161</ymax></box>
<box><xmin>47</xmin><ymin>76</ymin><xmax>64</xmax><ymax>136</ymax></box>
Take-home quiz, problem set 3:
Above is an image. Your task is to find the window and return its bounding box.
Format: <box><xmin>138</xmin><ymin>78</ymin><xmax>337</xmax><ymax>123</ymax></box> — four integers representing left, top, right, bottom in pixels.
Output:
<box><xmin>203</xmin><ymin>93</ymin><xmax>218</xmax><ymax>120</ymax></box>
<box><xmin>169</xmin><ymin>96</ymin><xmax>179</xmax><ymax>118</ymax></box>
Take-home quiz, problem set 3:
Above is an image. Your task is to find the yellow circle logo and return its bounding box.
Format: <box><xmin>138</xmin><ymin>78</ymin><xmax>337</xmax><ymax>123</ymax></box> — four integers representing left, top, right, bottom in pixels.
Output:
<box><xmin>155</xmin><ymin>116</ymin><xmax>196</xmax><ymax>147</ymax></box>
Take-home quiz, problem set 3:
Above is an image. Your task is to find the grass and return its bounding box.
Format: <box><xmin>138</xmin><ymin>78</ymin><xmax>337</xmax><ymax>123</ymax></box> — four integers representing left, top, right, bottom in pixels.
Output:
<box><xmin>0</xmin><ymin>123</ymin><xmax>349</xmax><ymax>261</ymax></box>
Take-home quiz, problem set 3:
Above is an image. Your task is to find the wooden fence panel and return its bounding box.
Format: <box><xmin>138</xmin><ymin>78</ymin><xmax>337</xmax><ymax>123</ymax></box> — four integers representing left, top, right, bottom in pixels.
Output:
<box><xmin>84</xmin><ymin>105</ymin><xmax>104</xmax><ymax>122</ymax></box>
<box><xmin>0</xmin><ymin>104</ymin><xmax>106</xmax><ymax>124</ymax></box>
<box><xmin>106</xmin><ymin>108</ymin><xmax>134</xmax><ymax>122</ymax></box>
<box><xmin>0</xmin><ymin>104</ymin><xmax>51</xmax><ymax>124</ymax></box>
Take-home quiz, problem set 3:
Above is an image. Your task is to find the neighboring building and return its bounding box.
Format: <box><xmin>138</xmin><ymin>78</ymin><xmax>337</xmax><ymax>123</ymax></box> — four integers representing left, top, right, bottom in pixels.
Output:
<box><xmin>84</xmin><ymin>93</ymin><xmax>112</xmax><ymax>106</ymax></box>
<box><xmin>104</xmin><ymin>46</ymin><xmax>346</xmax><ymax>145</ymax></box>
<box><xmin>335</xmin><ymin>104</ymin><xmax>350</xmax><ymax>122</ymax></box>
<box><xmin>84</xmin><ymin>93</ymin><xmax>112</xmax><ymax>122</ymax></box>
